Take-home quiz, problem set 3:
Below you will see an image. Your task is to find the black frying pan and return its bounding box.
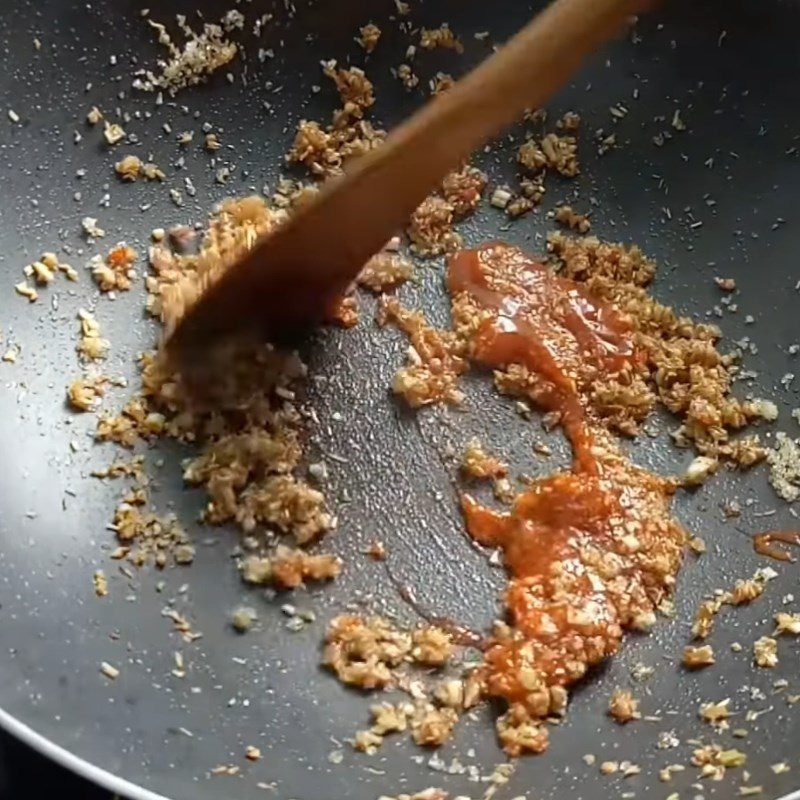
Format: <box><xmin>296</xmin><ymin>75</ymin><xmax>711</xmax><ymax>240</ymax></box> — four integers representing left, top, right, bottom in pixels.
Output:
<box><xmin>1</xmin><ymin>0</ymin><xmax>799</xmax><ymax>798</ymax></box>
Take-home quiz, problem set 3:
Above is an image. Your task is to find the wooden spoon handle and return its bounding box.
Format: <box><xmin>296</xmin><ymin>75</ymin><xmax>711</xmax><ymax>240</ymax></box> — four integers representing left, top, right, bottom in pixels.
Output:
<box><xmin>168</xmin><ymin>0</ymin><xmax>644</xmax><ymax>353</ymax></box>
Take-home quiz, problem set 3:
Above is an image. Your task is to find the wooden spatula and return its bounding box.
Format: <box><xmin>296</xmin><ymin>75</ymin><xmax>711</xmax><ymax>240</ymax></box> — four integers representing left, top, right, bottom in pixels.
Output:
<box><xmin>167</xmin><ymin>0</ymin><xmax>642</xmax><ymax>356</ymax></box>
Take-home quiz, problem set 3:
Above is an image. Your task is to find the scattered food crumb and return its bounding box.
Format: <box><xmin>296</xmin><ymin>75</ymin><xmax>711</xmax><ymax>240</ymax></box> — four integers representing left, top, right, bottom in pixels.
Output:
<box><xmin>103</xmin><ymin>120</ymin><xmax>126</xmax><ymax>145</ymax></box>
<box><xmin>231</xmin><ymin>606</ymin><xmax>257</xmax><ymax>633</ymax></box>
<box><xmin>420</xmin><ymin>24</ymin><xmax>463</xmax><ymax>53</ymax></box>
<box><xmin>753</xmin><ymin>635</ymin><xmax>778</xmax><ymax>668</ymax></box>
<box><xmin>14</xmin><ymin>281</ymin><xmax>37</xmax><ymax>302</ymax></box>
<box><xmin>100</xmin><ymin>661</ymin><xmax>120</xmax><ymax>680</ymax></box>
<box><xmin>92</xmin><ymin>570</ymin><xmax>108</xmax><ymax>597</ymax></box>
<box><xmin>554</xmin><ymin>204</ymin><xmax>591</xmax><ymax>233</ymax></box>
<box><xmin>244</xmin><ymin>745</ymin><xmax>262</xmax><ymax>761</ymax></box>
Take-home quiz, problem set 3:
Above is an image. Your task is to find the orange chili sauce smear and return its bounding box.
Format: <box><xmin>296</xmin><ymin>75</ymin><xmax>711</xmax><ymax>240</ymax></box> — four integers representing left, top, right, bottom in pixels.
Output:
<box><xmin>448</xmin><ymin>244</ymin><xmax>684</xmax><ymax>735</ymax></box>
<box><xmin>753</xmin><ymin>530</ymin><xmax>800</xmax><ymax>562</ymax></box>
<box><xmin>449</xmin><ymin>243</ymin><xmax>639</xmax><ymax>474</ymax></box>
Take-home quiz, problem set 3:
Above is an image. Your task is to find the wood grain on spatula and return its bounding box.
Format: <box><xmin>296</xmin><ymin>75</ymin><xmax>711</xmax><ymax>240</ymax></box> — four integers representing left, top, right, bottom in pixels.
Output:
<box><xmin>167</xmin><ymin>0</ymin><xmax>643</xmax><ymax>356</ymax></box>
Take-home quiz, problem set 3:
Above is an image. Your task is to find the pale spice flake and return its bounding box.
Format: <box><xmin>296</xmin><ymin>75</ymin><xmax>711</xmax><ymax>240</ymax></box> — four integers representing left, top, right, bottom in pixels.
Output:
<box><xmin>431</xmin><ymin>72</ymin><xmax>454</xmax><ymax>95</ymax></box>
<box><xmin>683</xmin><ymin>455</ymin><xmax>718</xmax><ymax>486</ymax></box>
<box><xmin>210</xmin><ymin>764</ymin><xmax>239</xmax><ymax>777</ymax></box>
<box><xmin>688</xmin><ymin>535</ymin><xmax>707</xmax><ymax>554</ymax></box>
<box><xmin>115</xmin><ymin>154</ymin><xmax>142</xmax><ymax>180</ymax></box>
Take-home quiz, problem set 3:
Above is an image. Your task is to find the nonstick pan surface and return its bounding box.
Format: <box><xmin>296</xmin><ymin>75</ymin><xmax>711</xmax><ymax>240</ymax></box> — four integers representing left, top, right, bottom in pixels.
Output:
<box><xmin>1</xmin><ymin>1</ymin><xmax>800</xmax><ymax>798</ymax></box>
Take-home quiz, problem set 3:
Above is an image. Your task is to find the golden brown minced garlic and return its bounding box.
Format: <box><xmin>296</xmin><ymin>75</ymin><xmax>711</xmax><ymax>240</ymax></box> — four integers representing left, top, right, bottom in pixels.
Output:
<box><xmin>356</xmin><ymin>22</ymin><xmax>381</xmax><ymax>53</ymax></box>
<box><xmin>699</xmin><ymin>698</ymin><xmax>730</xmax><ymax>726</ymax></box>
<box><xmin>460</xmin><ymin>438</ymin><xmax>508</xmax><ymax>479</ymax></box>
<box><xmin>407</xmin><ymin>196</ymin><xmax>460</xmax><ymax>257</ymax></box>
<box><xmin>115</xmin><ymin>154</ymin><xmax>165</xmax><ymax>181</ymax></box>
<box><xmin>287</xmin><ymin>62</ymin><xmax>384</xmax><ymax>178</ymax></box>
<box><xmin>68</xmin><ymin>376</ymin><xmax>108</xmax><ymax>412</ymax></box>
<box><xmin>518</xmin><ymin>133</ymin><xmax>579</xmax><ymax>178</ymax></box>
<box><xmin>67</xmin><ymin>24</ymin><xmax>785</xmax><ymax>767</ymax></box>
<box><xmin>378</xmin><ymin>297</ymin><xmax>467</xmax><ymax>407</ymax></box>
<box><xmin>554</xmin><ymin>204</ymin><xmax>591</xmax><ymax>234</ymax></box>
<box><xmin>753</xmin><ymin>635</ymin><xmax>778</xmax><ymax>668</ymax></box>
<box><xmin>683</xmin><ymin>644</ymin><xmax>715</xmax><ymax>668</ymax></box>
<box><xmin>324</xmin><ymin>615</ymin><xmax>463</xmax><ymax>752</ymax></box>
<box><xmin>691</xmin><ymin>569</ymin><xmax>774</xmax><ymax>640</ymax></box>
<box><xmin>77</xmin><ymin>309</ymin><xmax>109</xmax><ymax>362</ymax></box>
<box><xmin>358</xmin><ymin>251</ymin><xmax>414</xmax><ymax>293</ymax></box>
<box><xmin>323</xmin><ymin>615</ymin><xmax>413</xmax><ymax>690</ymax></box>
<box><xmin>90</xmin><ymin>244</ymin><xmax>137</xmax><ymax>292</ymax></box>
<box><xmin>431</xmin><ymin>72</ymin><xmax>454</xmax><ymax>95</ymax></box>
<box><xmin>419</xmin><ymin>24</ymin><xmax>463</xmax><ymax>53</ymax></box>
<box><xmin>608</xmin><ymin>688</ymin><xmax>641</xmax><ymax>723</ymax></box>
<box><xmin>774</xmin><ymin>611</ymin><xmax>800</xmax><ymax>635</ymax></box>
<box><xmin>94</xmin><ymin>197</ymin><xmax>336</xmax><ymax>576</ymax></box>
<box><xmin>240</xmin><ymin>546</ymin><xmax>341</xmax><ymax>589</ymax></box>
<box><xmin>405</xmin><ymin>164</ymin><xmax>487</xmax><ymax>257</ymax></box>
<box><xmin>396</xmin><ymin>63</ymin><xmax>419</xmax><ymax>90</ymax></box>
<box><xmin>549</xmin><ymin>233</ymin><xmax>770</xmax><ymax>462</ymax></box>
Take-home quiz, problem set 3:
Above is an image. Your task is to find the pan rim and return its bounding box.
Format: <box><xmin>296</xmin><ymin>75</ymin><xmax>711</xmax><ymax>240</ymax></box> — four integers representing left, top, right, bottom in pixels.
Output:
<box><xmin>0</xmin><ymin>705</ymin><xmax>171</xmax><ymax>800</ymax></box>
<box><xmin>0</xmin><ymin>703</ymin><xmax>799</xmax><ymax>800</ymax></box>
